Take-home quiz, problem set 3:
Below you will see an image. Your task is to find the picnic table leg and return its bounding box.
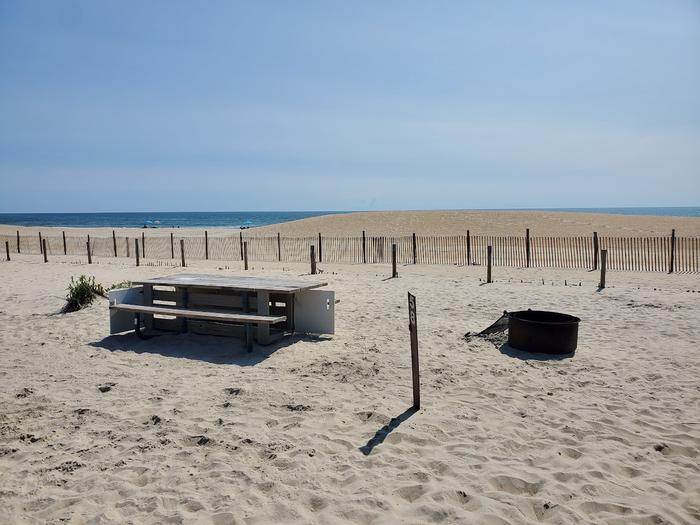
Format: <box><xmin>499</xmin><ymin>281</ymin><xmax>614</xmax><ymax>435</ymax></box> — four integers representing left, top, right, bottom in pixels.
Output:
<box><xmin>256</xmin><ymin>291</ymin><xmax>271</xmax><ymax>345</ymax></box>
<box><xmin>175</xmin><ymin>287</ymin><xmax>188</xmax><ymax>333</ymax></box>
<box><xmin>286</xmin><ymin>293</ymin><xmax>295</xmax><ymax>333</ymax></box>
<box><xmin>143</xmin><ymin>284</ymin><xmax>154</xmax><ymax>332</ymax></box>
<box><xmin>134</xmin><ymin>313</ymin><xmax>150</xmax><ymax>340</ymax></box>
<box><xmin>134</xmin><ymin>313</ymin><xmax>161</xmax><ymax>340</ymax></box>
<box><xmin>245</xmin><ymin>323</ymin><xmax>253</xmax><ymax>352</ymax></box>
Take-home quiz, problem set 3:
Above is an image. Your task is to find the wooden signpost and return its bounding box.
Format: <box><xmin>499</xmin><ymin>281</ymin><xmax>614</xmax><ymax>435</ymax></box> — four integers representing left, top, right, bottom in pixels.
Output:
<box><xmin>408</xmin><ymin>292</ymin><xmax>420</xmax><ymax>409</ymax></box>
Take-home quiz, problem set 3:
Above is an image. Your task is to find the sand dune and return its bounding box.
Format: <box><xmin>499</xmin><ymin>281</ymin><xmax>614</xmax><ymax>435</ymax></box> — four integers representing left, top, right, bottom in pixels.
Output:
<box><xmin>1</xmin><ymin>252</ymin><xmax>698</xmax><ymax>523</ymax></box>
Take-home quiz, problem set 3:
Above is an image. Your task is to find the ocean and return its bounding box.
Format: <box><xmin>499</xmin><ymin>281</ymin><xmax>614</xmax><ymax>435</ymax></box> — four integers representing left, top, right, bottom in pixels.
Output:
<box><xmin>0</xmin><ymin>211</ymin><xmax>348</xmax><ymax>229</ymax></box>
<box><xmin>0</xmin><ymin>208</ymin><xmax>697</xmax><ymax>228</ymax></box>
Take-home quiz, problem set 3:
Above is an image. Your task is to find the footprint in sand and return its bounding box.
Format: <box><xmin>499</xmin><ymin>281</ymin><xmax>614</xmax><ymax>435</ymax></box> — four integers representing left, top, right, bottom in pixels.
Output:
<box><xmin>15</xmin><ymin>387</ymin><xmax>33</xmax><ymax>398</ymax></box>
<box><xmin>396</xmin><ymin>484</ymin><xmax>427</xmax><ymax>503</ymax></box>
<box><xmin>489</xmin><ymin>475</ymin><xmax>543</xmax><ymax>496</ymax></box>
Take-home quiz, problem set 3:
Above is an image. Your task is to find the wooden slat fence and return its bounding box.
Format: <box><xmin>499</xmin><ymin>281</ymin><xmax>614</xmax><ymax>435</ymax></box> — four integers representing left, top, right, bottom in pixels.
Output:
<box><xmin>2</xmin><ymin>232</ymin><xmax>698</xmax><ymax>273</ymax></box>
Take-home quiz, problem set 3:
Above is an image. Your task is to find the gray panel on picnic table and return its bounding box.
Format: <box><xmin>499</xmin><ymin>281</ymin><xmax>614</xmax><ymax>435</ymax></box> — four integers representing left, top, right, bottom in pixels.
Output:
<box><xmin>109</xmin><ymin>286</ymin><xmax>144</xmax><ymax>334</ymax></box>
<box><xmin>132</xmin><ymin>273</ymin><xmax>328</xmax><ymax>293</ymax></box>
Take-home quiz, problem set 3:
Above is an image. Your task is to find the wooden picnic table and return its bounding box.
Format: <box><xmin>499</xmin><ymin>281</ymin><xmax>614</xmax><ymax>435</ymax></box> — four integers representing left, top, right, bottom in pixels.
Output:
<box><xmin>122</xmin><ymin>274</ymin><xmax>329</xmax><ymax>348</ymax></box>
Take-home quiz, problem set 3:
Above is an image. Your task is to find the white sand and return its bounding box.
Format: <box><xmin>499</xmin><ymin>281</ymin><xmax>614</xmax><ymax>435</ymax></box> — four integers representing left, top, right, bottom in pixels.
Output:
<box><xmin>1</xmin><ymin>251</ymin><xmax>698</xmax><ymax>523</ymax></box>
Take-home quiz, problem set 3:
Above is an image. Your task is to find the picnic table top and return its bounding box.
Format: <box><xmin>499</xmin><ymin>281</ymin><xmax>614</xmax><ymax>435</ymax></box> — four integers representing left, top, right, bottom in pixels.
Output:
<box><xmin>132</xmin><ymin>273</ymin><xmax>328</xmax><ymax>293</ymax></box>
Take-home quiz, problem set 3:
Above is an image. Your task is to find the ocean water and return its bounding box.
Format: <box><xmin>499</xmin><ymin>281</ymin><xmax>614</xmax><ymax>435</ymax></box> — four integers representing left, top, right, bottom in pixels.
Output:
<box><xmin>0</xmin><ymin>208</ymin><xmax>697</xmax><ymax>228</ymax></box>
<box><xmin>0</xmin><ymin>211</ymin><xmax>348</xmax><ymax>229</ymax></box>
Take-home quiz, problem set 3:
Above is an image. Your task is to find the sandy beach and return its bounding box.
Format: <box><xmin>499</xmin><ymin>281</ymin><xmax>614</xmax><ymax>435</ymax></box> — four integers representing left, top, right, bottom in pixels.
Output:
<box><xmin>1</xmin><ymin>230</ymin><xmax>699</xmax><ymax>522</ymax></box>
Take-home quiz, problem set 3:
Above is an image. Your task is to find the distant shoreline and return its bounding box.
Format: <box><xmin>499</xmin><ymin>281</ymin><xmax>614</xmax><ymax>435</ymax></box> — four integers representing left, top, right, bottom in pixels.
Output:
<box><xmin>1</xmin><ymin>209</ymin><xmax>699</xmax><ymax>237</ymax></box>
<box><xmin>0</xmin><ymin>207</ymin><xmax>698</xmax><ymax>230</ymax></box>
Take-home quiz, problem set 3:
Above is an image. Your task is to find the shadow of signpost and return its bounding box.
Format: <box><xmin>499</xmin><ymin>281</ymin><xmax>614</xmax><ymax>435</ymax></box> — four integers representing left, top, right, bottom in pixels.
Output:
<box><xmin>359</xmin><ymin>407</ymin><xmax>418</xmax><ymax>456</ymax></box>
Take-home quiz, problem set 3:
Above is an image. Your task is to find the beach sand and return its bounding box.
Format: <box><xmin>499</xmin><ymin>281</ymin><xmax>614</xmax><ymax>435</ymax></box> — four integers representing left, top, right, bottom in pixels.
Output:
<box><xmin>1</xmin><ymin>246</ymin><xmax>699</xmax><ymax>523</ymax></box>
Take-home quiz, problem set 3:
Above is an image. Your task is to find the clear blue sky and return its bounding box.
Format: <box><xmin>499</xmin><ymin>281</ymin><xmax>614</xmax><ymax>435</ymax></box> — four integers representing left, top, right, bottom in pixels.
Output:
<box><xmin>1</xmin><ymin>1</ymin><xmax>698</xmax><ymax>212</ymax></box>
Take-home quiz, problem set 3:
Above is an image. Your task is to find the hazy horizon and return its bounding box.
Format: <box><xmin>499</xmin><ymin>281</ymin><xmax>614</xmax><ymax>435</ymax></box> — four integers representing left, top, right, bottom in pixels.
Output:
<box><xmin>1</xmin><ymin>1</ymin><xmax>699</xmax><ymax>212</ymax></box>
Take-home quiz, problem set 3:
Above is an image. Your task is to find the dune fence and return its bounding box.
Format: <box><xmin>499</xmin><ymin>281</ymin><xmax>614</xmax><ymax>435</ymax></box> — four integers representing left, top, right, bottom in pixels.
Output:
<box><xmin>2</xmin><ymin>229</ymin><xmax>698</xmax><ymax>273</ymax></box>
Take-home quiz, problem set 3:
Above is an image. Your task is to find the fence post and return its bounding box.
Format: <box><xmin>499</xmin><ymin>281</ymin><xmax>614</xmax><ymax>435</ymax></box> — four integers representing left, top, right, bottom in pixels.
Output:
<box><xmin>135</xmin><ymin>238</ymin><xmax>140</xmax><ymax>267</ymax></box>
<box><xmin>318</xmin><ymin>233</ymin><xmax>322</xmax><ymax>262</ymax></box>
<box><xmin>277</xmin><ymin>232</ymin><xmax>281</xmax><ymax>261</ymax></box>
<box><xmin>5</xmin><ymin>241</ymin><xmax>10</xmax><ymax>261</ymax></box>
<box><xmin>205</xmin><ymin>230</ymin><xmax>209</xmax><ymax>260</ymax></box>
<box><xmin>16</xmin><ymin>231</ymin><xmax>20</xmax><ymax>254</ymax></box>
<box><xmin>62</xmin><ymin>231</ymin><xmax>67</xmax><ymax>255</ymax></box>
<box><xmin>669</xmin><ymin>229</ymin><xmax>676</xmax><ymax>274</ymax></box>
<box><xmin>112</xmin><ymin>230</ymin><xmax>117</xmax><ymax>257</ymax></box>
<box><xmin>310</xmin><ymin>245</ymin><xmax>317</xmax><ymax>274</ymax></box>
<box><xmin>244</xmin><ymin>241</ymin><xmax>249</xmax><ymax>270</ymax></box>
<box><xmin>593</xmin><ymin>232</ymin><xmax>599</xmax><ymax>270</ymax></box>
<box><xmin>599</xmin><ymin>249</ymin><xmax>607</xmax><ymax>289</ymax></box>
<box><xmin>43</xmin><ymin>239</ymin><xmax>48</xmax><ymax>263</ymax></box>
<box><xmin>466</xmin><ymin>230</ymin><xmax>471</xmax><ymax>265</ymax></box>
<box><xmin>87</xmin><ymin>240</ymin><xmax>92</xmax><ymax>264</ymax></box>
<box><xmin>141</xmin><ymin>232</ymin><xmax>145</xmax><ymax>259</ymax></box>
<box><xmin>408</xmin><ymin>292</ymin><xmax>420</xmax><ymax>410</ymax></box>
<box><xmin>412</xmin><ymin>233</ymin><xmax>417</xmax><ymax>264</ymax></box>
<box><xmin>487</xmin><ymin>245</ymin><xmax>492</xmax><ymax>283</ymax></box>
<box><xmin>180</xmin><ymin>239</ymin><xmax>186</xmax><ymax>267</ymax></box>
<box><xmin>392</xmin><ymin>243</ymin><xmax>398</xmax><ymax>278</ymax></box>
<box><xmin>526</xmin><ymin>228</ymin><xmax>530</xmax><ymax>268</ymax></box>
<box><xmin>239</xmin><ymin>232</ymin><xmax>243</xmax><ymax>260</ymax></box>
<box><xmin>170</xmin><ymin>232</ymin><xmax>174</xmax><ymax>259</ymax></box>
<box><xmin>362</xmin><ymin>231</ymin><xmax>366</xmax><ymax>264</ymax></box>
<box><xmin>126</xmin><ymin>237</ymin><xmax>130</xmax><ymax>257</ymax></box>
<box><xmin>39</xmin><ymin>232</ymin><xmax>43</xmax><ymax>254</ymax></box>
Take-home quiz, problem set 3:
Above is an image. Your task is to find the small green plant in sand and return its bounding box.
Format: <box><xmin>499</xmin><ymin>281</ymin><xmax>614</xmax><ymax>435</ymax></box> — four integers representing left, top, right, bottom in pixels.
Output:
<box><xmin>63</xmin><ymin>275</ymin><xmax>106</xmax><ymax>313</ymax></box>
<box><xmin>107</xmin><ymin>280</ymin><xmax>132</xmax><ymax>291</ymax></box>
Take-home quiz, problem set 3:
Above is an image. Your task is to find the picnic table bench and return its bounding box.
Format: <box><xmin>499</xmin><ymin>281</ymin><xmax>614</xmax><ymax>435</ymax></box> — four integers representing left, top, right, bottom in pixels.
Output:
<box><xmin>109</xmin><ymin>274</ymin><xmax>334</xmax><ymax>351</ymax></box>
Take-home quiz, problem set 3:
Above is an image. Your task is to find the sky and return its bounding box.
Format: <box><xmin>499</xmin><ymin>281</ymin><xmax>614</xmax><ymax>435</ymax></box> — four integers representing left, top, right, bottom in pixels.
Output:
<box><xmin>1</xmin><ymin>1</ymin><xmax>699</xmax><ymax>212</ymax></box>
